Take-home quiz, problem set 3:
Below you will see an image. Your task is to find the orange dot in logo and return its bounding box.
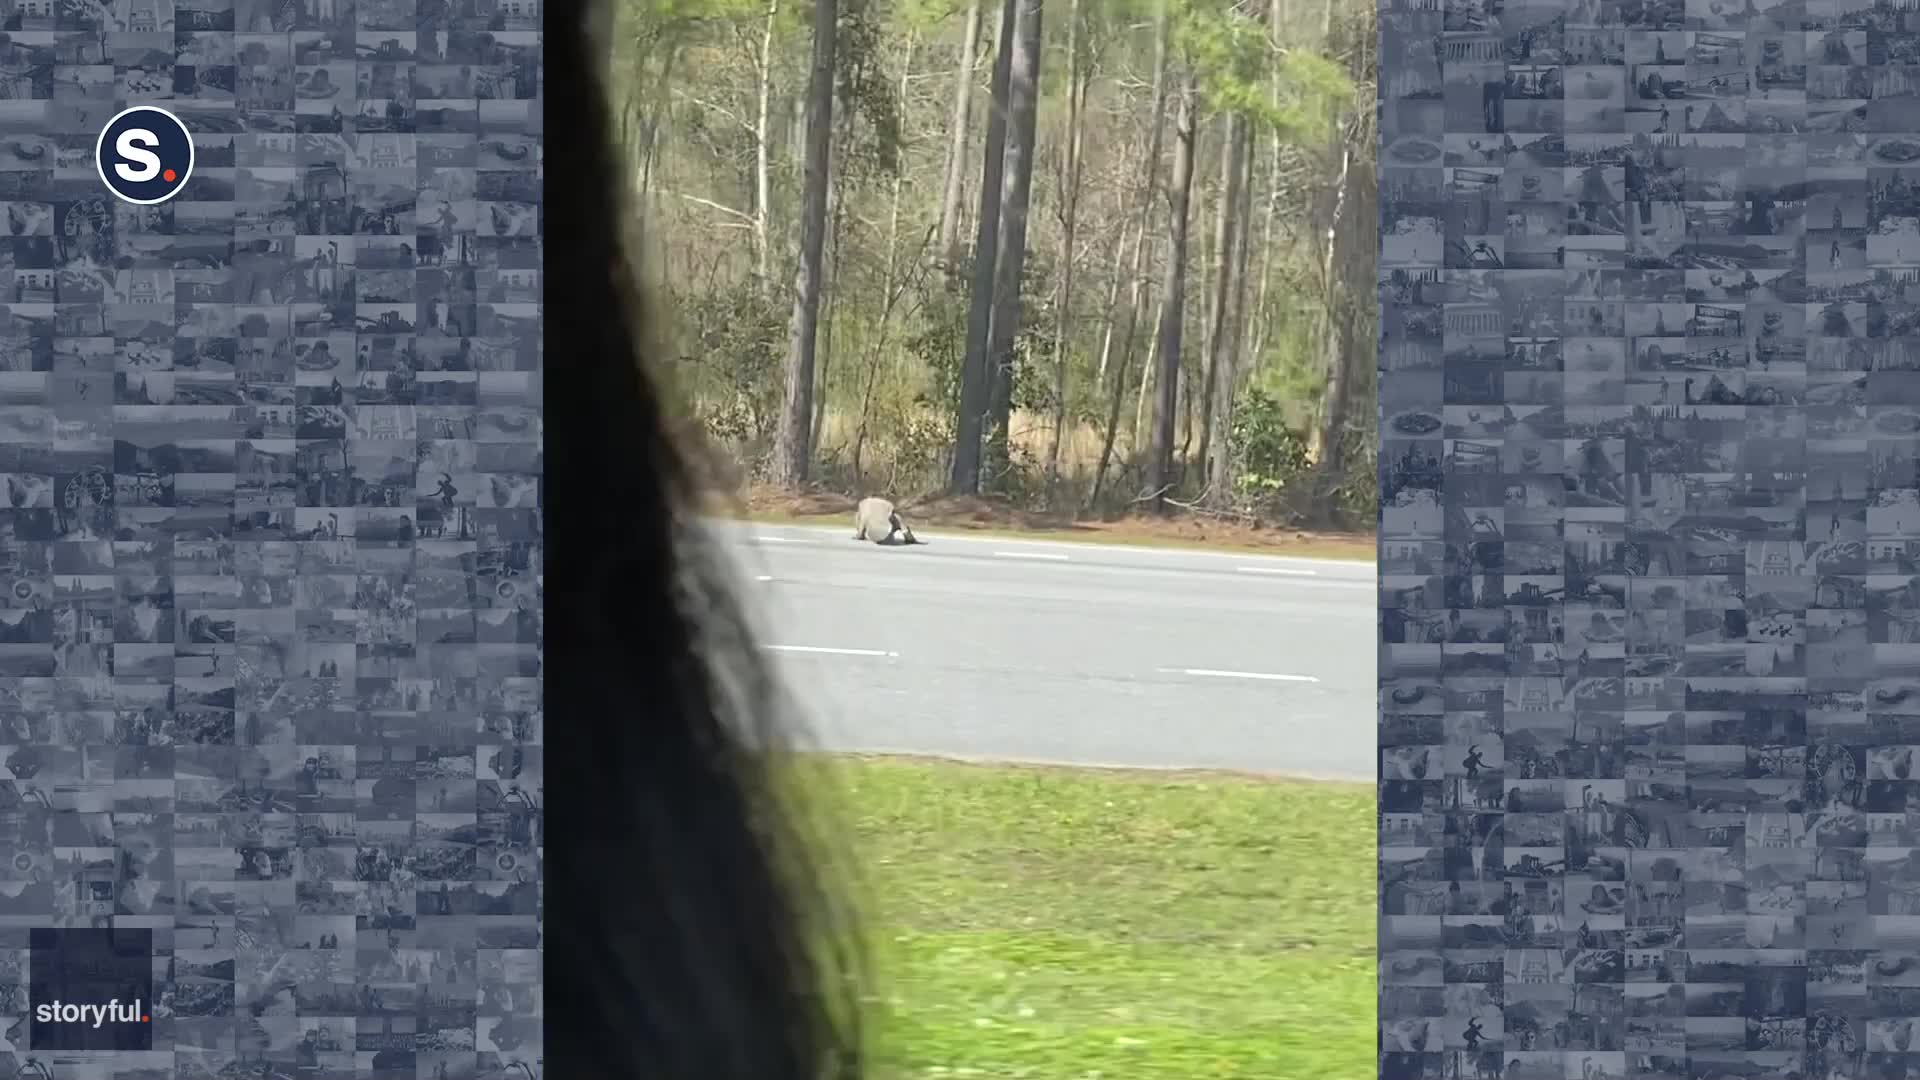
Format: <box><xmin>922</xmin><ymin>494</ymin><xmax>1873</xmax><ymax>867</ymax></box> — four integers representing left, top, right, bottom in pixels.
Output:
<box><xmin>161</xmin><ymin>169</ymin><xmax>176</xmax><ymax>182</ymax></box>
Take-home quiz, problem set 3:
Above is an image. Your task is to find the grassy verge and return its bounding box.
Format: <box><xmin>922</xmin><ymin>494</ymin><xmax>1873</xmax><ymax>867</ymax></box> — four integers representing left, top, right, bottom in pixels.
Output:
<box><xmin>813</xmin><ymin>756</ymin><xmax>1376</xmax><ymax>1079</ymax></box>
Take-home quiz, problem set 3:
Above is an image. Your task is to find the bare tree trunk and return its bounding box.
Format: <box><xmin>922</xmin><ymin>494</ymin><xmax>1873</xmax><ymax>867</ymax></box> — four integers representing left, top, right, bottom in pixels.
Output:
<box><xmin>1196</xmin><ymin>109</ymin><xmax>1245</xmax><ymax>485</ymax></box>
<box><xmin>1133</xmin><ymin>295</ymin><xmax>1161</xmax><ymax>452</ymax></box>
<box><xmin>789</xmin><ymin>94</ymin><xmax>806</xmax><ymax>170</ymax></box>
<box><xmin>1178</xmin><ymin>346</ymin><xmax>1193</xmax><ymax>463</ymax></box>
<box><xmin>810</xmin><ymin>95</ymin><xmax>854</xmax><ymax>456</ymax></box>
<box><xmin>634</xmin><ymin>48</ymin><xmax>680</xmax><ymax>209</ymax></box>
<box><xmin>982</xmin><ymin>0</ymin><xmax>1045</xmax><ymax>490</ymax></box>
<box><xmin>936</xmin><ymin>0</ymin><xmax>985</xmax><ymax>279</ymax></box>
<box><xmin>1181</xmin><ymin>142</ymin><xmax>1218</xmax><ymax>466</ymax></box>
<box><xmin>1248</xmin><ymin>168</ymin><xmax>1280</xmax><ymax>362</ymax></box>
<box><xmin>1090</xmin><ymin>222</ymin><xmax>1147</xmax><ymax>509</ymax></box>
<box><xmin>1089</xmin><ymin>0</ymin><xmax>1170</xmax><ymax>509</ymax></box>
<box><xmin>771</xmin><ymin>0</ymin><xmax>838</xmax><ymax>488</ymax></box>
<box><xmin>784</xmin><ymin>94</ymin><xmax>805</xmax><ymax>266</ymax></box>
<box><xmin>1146</xmin><ymin>71</ymin><xmax>1197</xmax><ymax>514</ymax></box>
<box><xmin>1094</xmin><ymin>222</ymin><xmax>1126</xmax><ymax>385</ymax></box>
<box><xmin>882</xmin><ymin>36</ymin><xmax>915</xmax><ymax>303</ymax></box>
<box><xmin>752</xmin><ymin>0</ymin><xmax>778</xmax><ymax>292</ymax></box>
<box><xmin>948</xmin><ymin>0</ymin><xmax>1018</xmax><ymax>494</ymax></box>
<box><xmin>1202</xmin><ymin>0</ymin><xmax>1268</xmax><ymax>504</ymax></box>
<box><xmin>1249</xmin><ymin>0</ymin><xmax>1285</xmax><ymax>362</ymax></box>
<box><xmin>1043</xmin><ymin>0</ymin><xmax>1085</xmax><ymax>504</ymax></box>
<box><xmin>1210</xmin><ymin>119</ymin><xmax>1257</xmax><ymax>506</ymax></box>
<box><xmin>1306</xmin><ymin>0</ymin><xmax>1347</xmax><ymax>465</ymax></box>
<box><xmin>1319</xmin><ymin>289</ymin><xmax>1357</xmax><ymax>496</ymax></box>
<box><xmin>1311</xmin><ymin>135</ymin><xmax>1353</xmax><ymax>465</ymax></box>
<box><xmin>1196</xmin><ymin>134</ymin><xmax>1221</xmax><ymax>413</ymax></box>
<box><xmin>1315</xmin><ymin>112</ymin><xmax>1363</xmax><ymax>508</ymax></box>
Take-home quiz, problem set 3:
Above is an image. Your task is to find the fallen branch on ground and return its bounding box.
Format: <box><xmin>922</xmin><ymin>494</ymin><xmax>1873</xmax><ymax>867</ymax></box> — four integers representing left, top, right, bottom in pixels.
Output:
<box><xmin>1164</xmin><ymin>496</ymin><xmax>1257</xmax><ymax>524</ymax></box>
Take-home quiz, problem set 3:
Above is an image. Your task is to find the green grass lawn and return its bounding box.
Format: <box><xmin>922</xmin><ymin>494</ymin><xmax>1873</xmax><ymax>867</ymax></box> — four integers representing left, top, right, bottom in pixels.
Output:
<box><xmin>817</xmin><ymin>756</ymin><xmax>1376</xmax><ymax>1079</ymax></box>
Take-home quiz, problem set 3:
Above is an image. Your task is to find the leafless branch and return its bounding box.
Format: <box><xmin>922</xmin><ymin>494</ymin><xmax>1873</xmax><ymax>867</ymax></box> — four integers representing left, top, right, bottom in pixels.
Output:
<box><xmin>1166</xmin><ymin>494</ymin><xmax>1253</xmax><ymax>522</ymax></box>
<box><xmin>670</xmin><ymin>88</ymin><xmax>759</xmax><ymax>137</ymax></box>
<box><xmin>661</xmin><ymin>190</ymin><xmax>757</xmax><ymax>226</ymax></box>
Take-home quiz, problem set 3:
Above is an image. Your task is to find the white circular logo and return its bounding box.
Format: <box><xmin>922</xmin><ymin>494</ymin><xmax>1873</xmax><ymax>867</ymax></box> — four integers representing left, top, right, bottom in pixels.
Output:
<box><xmin>95</xmin><ymin>105</ymin><xmax>195</xmax><ymax>206</ymax></box>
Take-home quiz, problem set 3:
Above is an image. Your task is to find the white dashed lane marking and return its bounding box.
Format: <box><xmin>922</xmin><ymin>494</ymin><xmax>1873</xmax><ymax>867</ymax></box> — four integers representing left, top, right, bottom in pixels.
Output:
<box><xmin>764</xmin><ymin>644</ymin><xmax>899</xmax><ymax>659</ymax></box>
<box><xmin>1158</xmin><ymin>668</ymin><xmax>1321</xmax><ymax>684</ymax></box>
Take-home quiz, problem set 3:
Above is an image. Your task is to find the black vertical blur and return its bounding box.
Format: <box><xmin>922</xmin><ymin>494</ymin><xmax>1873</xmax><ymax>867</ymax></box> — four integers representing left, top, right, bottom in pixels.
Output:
<box><xmin>540</xmin><ymin>1</ymin><xmax>866</xmax><ymax>1077</ymax></box>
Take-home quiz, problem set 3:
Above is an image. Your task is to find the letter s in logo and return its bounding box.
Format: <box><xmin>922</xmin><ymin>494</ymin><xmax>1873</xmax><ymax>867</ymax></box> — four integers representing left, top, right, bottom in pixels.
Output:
<box><xmin>95</xmin><ymin>106</ymin><xmax>194</xmax><ymax>206</ymax></box>
<box><xmin>113</xmin><ymin>129</ymin><xmax>161</xmax><ymax>183</ymax></box>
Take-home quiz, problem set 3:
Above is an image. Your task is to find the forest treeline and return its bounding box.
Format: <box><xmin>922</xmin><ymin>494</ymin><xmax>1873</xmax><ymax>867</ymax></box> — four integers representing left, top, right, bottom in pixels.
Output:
<box><xmin>609</xmin><ymin>0</ymin><xmax>1377</xmax><ymax>527</ymax></box>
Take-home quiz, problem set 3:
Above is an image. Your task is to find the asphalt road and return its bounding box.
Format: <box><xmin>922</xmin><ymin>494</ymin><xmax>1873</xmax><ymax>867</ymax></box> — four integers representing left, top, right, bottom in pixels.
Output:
<box><xmin>706</xmin><ymin>519</ymin><xmax>1375</xmax><ymax>779</ymax></box>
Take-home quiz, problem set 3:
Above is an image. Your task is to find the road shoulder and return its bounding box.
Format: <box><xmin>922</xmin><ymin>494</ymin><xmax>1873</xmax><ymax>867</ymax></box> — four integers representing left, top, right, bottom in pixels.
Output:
<box><xmin>704</xmin><ymin>490</ymin><xmax>1376</xmax><ymax>563</ymax></box>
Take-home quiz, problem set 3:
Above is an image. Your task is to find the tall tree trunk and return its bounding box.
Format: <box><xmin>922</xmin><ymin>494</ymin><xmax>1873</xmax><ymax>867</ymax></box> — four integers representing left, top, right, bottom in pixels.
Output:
<box><xmin>1195</xmin><ymin>139</ymin><xmax>1220</xmax><ymax>420</ymax></box>
<box><xmin>882</xmin><ymin>36</ymin><xmax>915</xmax><ymax>304</ymax></box>
<box><xmin>1311</xmin><ymin>132</ymin><xmax>1354</xmax><ymax>466</ymax></box>
<box><xmin>1178</xmin><ymin>343</ymin><xmax>1194</xmax><ymax>463</ymax></box>
<box><xmin>1306</xmin><ymin>0</ymin><xmax>1347</xmax><ymax>464</ymax></box>
<box><xmin>1196</xmin><ymin>109</ymin><xmax>1245</xmax><ymax>488</ymax></box>
<box><xmin>936</xmin><ymin>0</ymin><xmax>985</xmax><ymax>279</ymax></box>
<box><xmin>948</xmin><ymin>0</ymin><xmax>1018</xmax><ymax>494</ymax></box>
<box><xmin>1318</xmin><ymin>289</ymin><xmax>1357</xmax><ymax>502</ymax></box>
<box><xmin>982</xmin><ymin>0</ymin><xmax>1044</xmax><ymax>490</ymax></box>
<box><xmin>1210</xmin><ymin>120</ymin><xmax>1257</xmax><ymax>507</ymax></box>
<box><xmin>810</xmin><ymin>92</ymin><xmax>855</xmax><ymax>455</ymax></box>
<box><xmin>1147</xmin><ymin>71</ymin><xmax>1197</xmax><ymax>514</ymax></box>
<box><xmin>1089</xmin><ymin>225</ymin><xmax>1128</xmax><ymax>422</ymax></box>
<box><xmin>785</xmin><ymin>95</ymin><xmax>805</xmax><ymax>266</ymax></box>
<box><xmin>789</xmin><ymin>94</ymin><xmax>806</xmax><ymax>169</ymax></box>
<box><xmin>634</xmin><ymin>47</ymin><xmax>680</xmax><ymax>210</ymax></box>
<box><xmin>1249</xmin><ymin>0</ymin><xmax>1285</xmax><ymax>363</ymax></box>
<box><xmin>771</xmin><ymin>0</ymin><xmax>838</xmax><ymax>488</ymax></box>
<box><xmin>1043</xmin><ymin>0</ymin><xmax>1085</xmax><ymax>505</ymax></box>
<box><xmin>1090</xmin><ymin>0</ymin><xmax>1170</xmax><ymax>509</ymax></box>
<box><xmin>1090</xmin><ymin>223</ymin><xmax>1148</xmax><ymax>508</ymax></box>
<box><xmin>1315</xmin><ymin>114</ymin><xmax>1362</xmax><ymax>509</ymax></box>
<box><xmin>752</xmin><ymin>0</ymin><xmax>778</xmax><ymax>293</ymax></box>
<box><xmin>1134</xmin><ymin>295</ymin><xmax>1161</xmax><ymax>453</ymax></box>
<box><xmin>1094</xmin><ymin>223</ymin><xmax>1126</xmax><ymax>385</ymax></box>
